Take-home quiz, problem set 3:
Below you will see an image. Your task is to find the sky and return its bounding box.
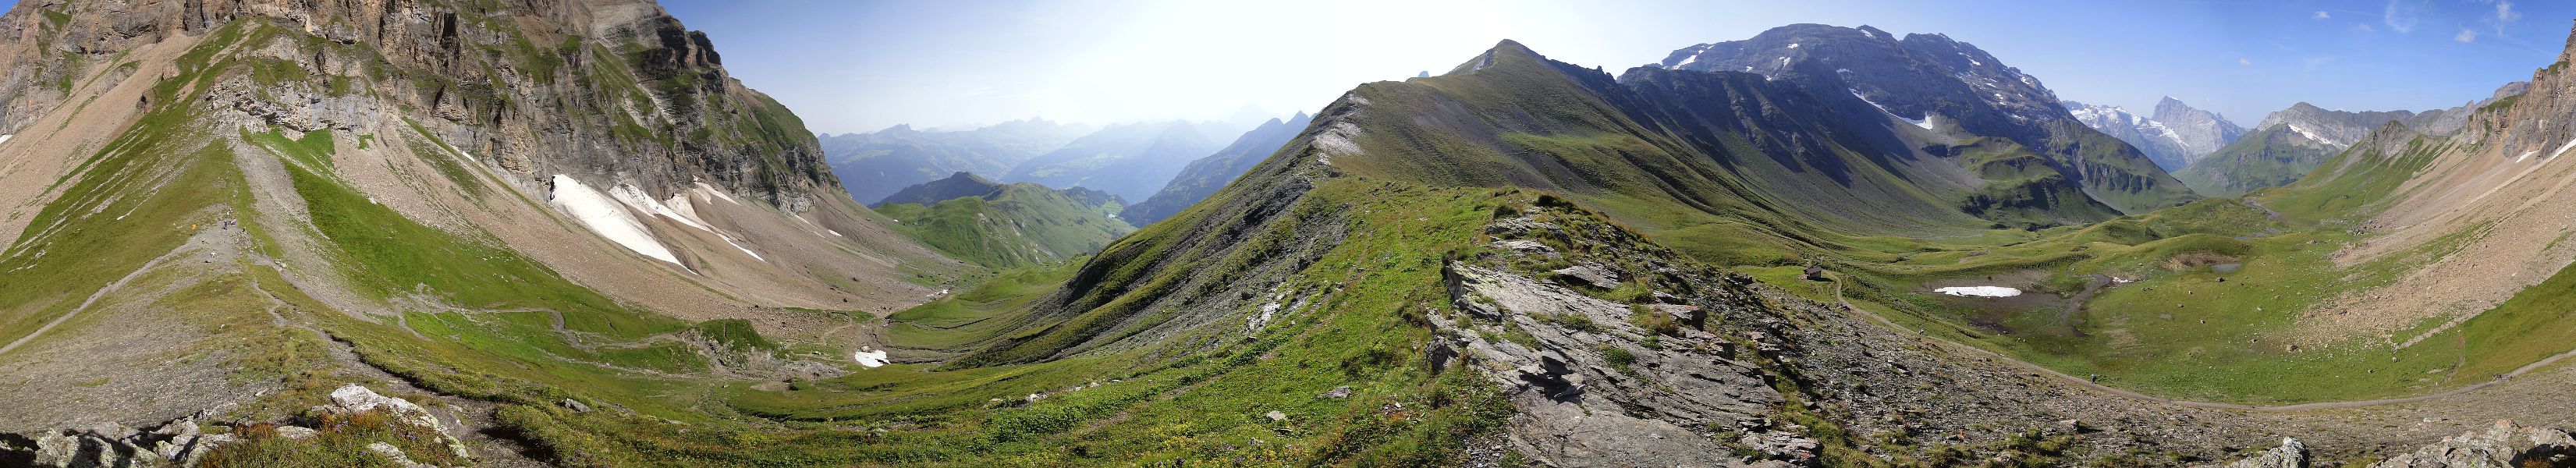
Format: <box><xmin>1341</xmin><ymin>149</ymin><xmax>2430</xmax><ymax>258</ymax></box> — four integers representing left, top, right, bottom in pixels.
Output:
<box><xmin>660</xmin><ymin>0</ymin><xmax>2576</xmax><ymax>135</ymax></box>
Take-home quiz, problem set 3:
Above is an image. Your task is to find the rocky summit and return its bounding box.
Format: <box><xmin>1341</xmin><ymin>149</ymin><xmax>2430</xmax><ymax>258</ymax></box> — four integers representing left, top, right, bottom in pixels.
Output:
<box><xmin>5</xmin><ymin>2</ymin><xmax>2576</xmax><ymax>467</ymax></box>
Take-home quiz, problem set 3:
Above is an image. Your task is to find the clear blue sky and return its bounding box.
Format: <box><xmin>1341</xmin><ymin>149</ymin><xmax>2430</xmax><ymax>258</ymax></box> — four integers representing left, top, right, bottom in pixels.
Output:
<box><xmin>657</xmin><ymin>1</ymin><xmax>2572</xmax><ymax>133</ymax></box>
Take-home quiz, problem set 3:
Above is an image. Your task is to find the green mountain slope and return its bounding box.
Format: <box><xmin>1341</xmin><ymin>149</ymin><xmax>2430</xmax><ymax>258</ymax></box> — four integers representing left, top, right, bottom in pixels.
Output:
<box><xmin>875</xmin><ymin>172</ymin><xmax>1009</xmax><ymax>207</ymax></box>
<box><xmin>0</xmin><ymin>2</ymin><xmax>972</xmax><ymax>466</ymax></box>
<box><xmin>2174</xmin><ymin>125</ymin><xmax>2343</xmax><ymax>197</ymax></box>
<box><xmin>877</xmin><ymin>176</ymin><xmax>1134</xmax><ymax>268</ymax></box>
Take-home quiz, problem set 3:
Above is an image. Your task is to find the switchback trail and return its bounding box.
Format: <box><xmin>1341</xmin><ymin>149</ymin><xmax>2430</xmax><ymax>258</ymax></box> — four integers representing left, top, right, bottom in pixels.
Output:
<box><xmin>1828</xmin><ymin>279</ymin><xmax>2576</xmax><ymax>412</ymax></box>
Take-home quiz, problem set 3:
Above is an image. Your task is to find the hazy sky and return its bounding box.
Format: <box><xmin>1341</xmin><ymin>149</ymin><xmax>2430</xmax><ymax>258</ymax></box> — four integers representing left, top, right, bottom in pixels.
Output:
<box><xmin>661</xmin><ymin>0</ymin><xmax>2576</xmax><ymax>134</ymax></box>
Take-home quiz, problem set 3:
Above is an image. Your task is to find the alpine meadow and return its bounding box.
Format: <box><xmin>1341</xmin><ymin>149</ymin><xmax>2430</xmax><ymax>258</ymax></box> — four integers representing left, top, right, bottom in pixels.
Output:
<box><xmin>7</xmin><ymin>1</ymin><xmax>2576</xmax><ymax>467</ymax></box>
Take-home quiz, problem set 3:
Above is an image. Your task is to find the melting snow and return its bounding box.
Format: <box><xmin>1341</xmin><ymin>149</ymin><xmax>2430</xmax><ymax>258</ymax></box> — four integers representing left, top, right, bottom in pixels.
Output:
<box><xmin>2285</xmin><ymin>124</ymin><xmax>2340</xmax><ymax>147</ymax></box>
<box><xmin>613</xmin><ymin>183</ymin><xmax>711</xmax><ymax>232</ymax></box>
<box><xmin>697</xmin><ymin>182</ymin><xmax>742</xmax><ymax>204</ymax></box>
<box><xmin>826</xmin><ymin>229</ymin><xmax>843</xmax><ymax>236</ymax></box>
<box><xmin>1935</xmin><ymin>286</ymin><xmax>2021</xmax><ymax>297</ymax></box>
<box><xmin>1787</xmin><ymin>43</ymin><xmax>1801</xmax><ymax>48</ymax></box>
<box><xmin>2518</xmin><ymin>151</ymin><xmax>2538</xmax><ymax>162</ymax></box>
<box><xmin>853</xmin><ymin>347</ymin><xmax>888</xmax><ymax>368</ymax></box>
<box><xmin>2550</xmin><ymin>139</ymin><xmax>2576</xmax><ymax>159</ymax></box>
<box><xmin>0</xmin><ymin>134</ymin><xmax>14</xmax><ymax>145</ymax></box>
<box><xmin>1673</xmin><ymin>54</ymin><xmax>1698</xmax><ymax>69</ymax></box>
<box><xmin>550</xmin><ymin>175</ymin><xmax>681</xmax><ymax>266</ymax></box>
<box><xmin>1851</xmin><ymin>88</ymin><xmax>1936</xmax><ymax>130</ymax></box>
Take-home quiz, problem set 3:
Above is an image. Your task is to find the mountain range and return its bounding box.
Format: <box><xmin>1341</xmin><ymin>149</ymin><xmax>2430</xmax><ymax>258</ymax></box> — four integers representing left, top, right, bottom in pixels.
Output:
<box><xmin>818</xmin><ymin>118</ymin><xmax>1092</xmax><ymax>204</ymax></box>
<box><xmin>5</xmin><ymin>2</ymin><xmax>2576</xmax><ymax>466</ymax></box>
<box><xmin>1117</xmin><ymin>112</ymin><xmax>1313</xmax><ymax>225</ymax></box>
<box><xmin>2175</xmin><ymin>82</ymin><xmax>2525</xmax><ymax>197</ymax></box>
<box><xmin>2063</xmin><ymin>97</ymin><xmax>2244</xmax><ymax>171</ymax></box>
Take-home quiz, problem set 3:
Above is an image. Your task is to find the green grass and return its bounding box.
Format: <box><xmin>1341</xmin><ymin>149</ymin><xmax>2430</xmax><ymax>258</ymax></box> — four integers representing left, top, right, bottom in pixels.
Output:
<box><xmin>488</xmin><ymin>179</ymin><xmax>1527</xmax><ymax>466</ymax></box>
<box><xmin>285</xmin><ymin>162</ymin><xmax>675</xmax><ymax>338</ymax></box>
<box><xmin>876</xmin><ymin>183</ymin><xmax>1136</xmax><ymax>268</ymax></box>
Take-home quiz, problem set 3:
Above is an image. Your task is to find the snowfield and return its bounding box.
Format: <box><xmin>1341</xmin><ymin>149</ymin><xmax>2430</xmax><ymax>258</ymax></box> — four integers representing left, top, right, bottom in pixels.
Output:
<box><xmin>853</xmin><ymin>347</ymin><xmax>888</xmax><ymax>368</ymax></box>
<box><xmin>1935</xmin><ymin>286</ymin><xmax>2022</xmax><ymax>297</ymax></box>
<box><xmin>550</xmin><ymin>175</ymin><xmax>681</xmax><ymax>266</ymax></box>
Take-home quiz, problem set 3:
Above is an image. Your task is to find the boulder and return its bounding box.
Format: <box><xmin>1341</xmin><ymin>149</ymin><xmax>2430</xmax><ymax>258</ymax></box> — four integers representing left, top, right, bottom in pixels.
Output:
<box><xmin>2372</xmin><ymin>420</ymin><xmax>2574</xmax><ymax>468</ymax></box>
<box><xmin>1318</xmin><ymin>386</ymin><xmax>1354</xmax><ymax>399</ymax></box>
<box><xmin>2223</xmin><ymin>438</ymin><xmax>2305</xmax><ymax>468</ymax></box>
<box><xmin>1551</xmin><ymin>264</ymin><xmax>1622</xmax><ymax>289</ymax></box>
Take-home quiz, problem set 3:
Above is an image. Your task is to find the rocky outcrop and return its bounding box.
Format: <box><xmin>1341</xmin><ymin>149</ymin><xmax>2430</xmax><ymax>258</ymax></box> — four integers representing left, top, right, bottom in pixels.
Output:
<box><xmin>2373</xmin><ymin>420</ymin><xmax>2574</xmax><ymax>468</ymax></box>
<box><xmin>0</xmin><ymin>0</ymin><xmax>836</xmax><ymax>209</ymax></box>
<box><xmin>12</xmin><ymin>416</ymin><xmax>234</xmax><ymax>468</ymax></box>
<box><xmin>2221</xmin><ymin>438</ymin><xmax>2306</xmax><ymax>468</ymax></box>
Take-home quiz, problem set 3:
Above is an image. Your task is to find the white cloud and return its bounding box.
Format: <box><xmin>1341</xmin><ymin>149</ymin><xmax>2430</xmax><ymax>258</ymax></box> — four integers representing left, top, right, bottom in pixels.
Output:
<box><xmin>2238</xmin><ymin>57</ymin><xmax>2252</xmax><ymax>66</ymax></box>
<box><xmin>2354</xmin><ymin>23</ymin><xmax>2377</xmax><ymax>33</ymax></box>
<box><xmin>2313</xmin><ymin>11</ymin><xmax>2330</xmax><ymax>20</ymax></box>
<box><xmin>2496</xmin><ymin>1</ymin><xmax>2522</xmax><ymax>23</ymax></box>
<box><xmin>2384</xmin><ymin>0</ymin><xmax>2421</xmax><ymax>34</ymax></box>
<box><xmin>2456</xmin><ymin>28</ymin><xmax>2478</xmax><ymax>43</ymax></box>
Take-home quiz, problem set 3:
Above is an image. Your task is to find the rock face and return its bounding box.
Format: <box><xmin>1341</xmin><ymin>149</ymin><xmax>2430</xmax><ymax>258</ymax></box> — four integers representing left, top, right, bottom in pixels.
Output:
<box><xmin>2067</xmin><ymin>100</ymin><xmax>2196</xmax><ymax>170</ymax></box>
<box><xmin>0</xmin><ymin>0</ymin><xmax>839</xmax><ymax>209</ymax></box>
<box><xmin>2065</xmin><ymin>98</ymin><xmax>2244</xmax><ymax>171</ymax></box>
<box><xmin>2154</xmin><ymin>97</ymin><xmax>2248</xmax><ymax>164</ymax></box>
<box><xmin>1648</xmin><ymin>23</ymin><xmax>2195</xmax><ymax>219</ymax></box>
<box><xmin>1651</xmin><ymin>23</ymin><xmax>2195</xmax><ymax>217</ymax></box>
<box><xmin>1439</xmin><ymin>263</ymin><xmax>1786</xmax><ymax>466</ymax></box>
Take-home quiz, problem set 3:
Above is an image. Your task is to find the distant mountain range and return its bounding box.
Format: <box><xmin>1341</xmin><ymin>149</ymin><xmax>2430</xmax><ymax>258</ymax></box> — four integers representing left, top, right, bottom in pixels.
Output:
<box><xmin>2064</xmin><ymin>97</ymin><xmax>2244</xmax><ymax>171</ymax></box>
<box><xmin>820</xmin><ymin>119</ymin><xmax>1093</xmax><ymax>204</ymax></box>
<box><xmin>1119</xmin><ymin>112</ymin><xmax>1313</xmax><ymax>225</ymax></box>
<box><xmin>2175</xmin><ymin>82</ymin><xmax>2525</xmax><ymax>197</ymax></box>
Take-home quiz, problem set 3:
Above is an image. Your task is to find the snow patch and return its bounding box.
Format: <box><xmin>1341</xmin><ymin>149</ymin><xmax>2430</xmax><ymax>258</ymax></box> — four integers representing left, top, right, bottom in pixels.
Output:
<box><xmin>1935</xmin><ymin>286</ymin><xmax>2021</xmax><ymax>297</ymax></box>
<box><xmin>2285</xmin><ymin>124</ymin><xmax>2340</xmax><ymax>147</ymax></box>
<box><xmin>0</xmin><ymin>134</ymin><xmax>14</xmax><ymax>145</ymax></box>
<box><xmin>853</xmin><ymin>347</ymin><xmax>888</xmax><ymax>368</ymax></box>
<box><xmin>826</xmin><ymin>229</ymin><xmax>843</xmax><ymax>236</ymax></box>
<box><xmin>1673</xmin><ymin>54</ymin><xmax>1698</xmax><ymax>69</ymax></box>
<box><xmin>1851</xmin><ymin>88</ymin><xmax>1936</xmax><ymax>130</ymax></box>
<box><xmin>550</xmin><ymin>175</ymin><xmax>681</xmax><ymax>267</ymax></box>
<box><xmin>1787</xmin><ymin>43</ymin><xmax>1800</xmax><ymax>49</ymax></box>
<box><xmin>2550</xmin><ymin>139</ymin><xmax>2576</xmax><ymax>159</ymax></box>
<box><xmin>613</xmin><ymin>184</ymin><xmax>712</xmax><ymax>232</ymax></box>
<box><xmin>696</xmin><ymin>182</ymin><xmax>742</xmax><ymax>204</ymax></box>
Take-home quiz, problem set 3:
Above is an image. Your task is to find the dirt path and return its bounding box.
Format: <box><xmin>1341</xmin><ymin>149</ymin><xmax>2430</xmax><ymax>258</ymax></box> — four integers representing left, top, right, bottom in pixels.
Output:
<box><xmin>0</xmin><ymin>229</ymin><xmax>206</xmax><ymax>356</ymax></box>
<box><xmin>1831</xmin><ymin>278</ymin><xmax>2576</xmax><ymax>412</ymax></box>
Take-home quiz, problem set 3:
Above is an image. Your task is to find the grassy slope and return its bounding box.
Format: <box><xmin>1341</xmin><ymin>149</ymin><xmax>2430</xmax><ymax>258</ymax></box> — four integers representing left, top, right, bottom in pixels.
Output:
<box><xmin>2174</xmin><ymin>126</ymin><xmax>2339</xmax><ymax>197</ymax></box>
<box><xmin>875</xmin><ymin>183</ymin><xmax>1136</xmax><ymax>268</ymax></box>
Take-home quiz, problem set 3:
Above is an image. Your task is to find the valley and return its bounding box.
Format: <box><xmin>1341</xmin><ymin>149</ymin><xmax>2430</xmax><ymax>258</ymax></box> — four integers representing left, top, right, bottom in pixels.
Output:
<box><xmin>0</xmin><ymin>1</ymin><xmax>2574</xmax><ymax>467</ymax></box>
